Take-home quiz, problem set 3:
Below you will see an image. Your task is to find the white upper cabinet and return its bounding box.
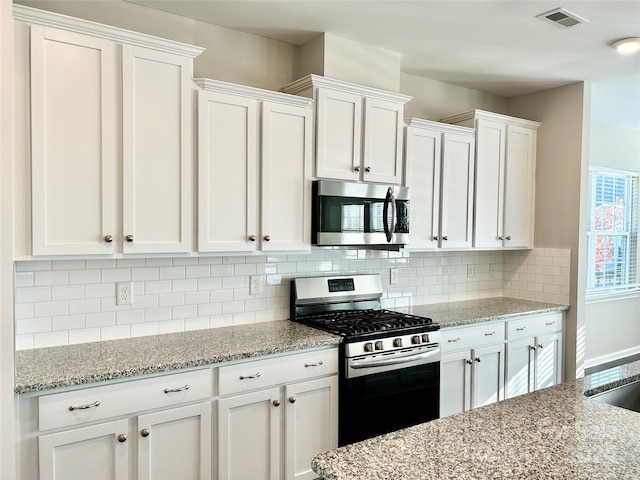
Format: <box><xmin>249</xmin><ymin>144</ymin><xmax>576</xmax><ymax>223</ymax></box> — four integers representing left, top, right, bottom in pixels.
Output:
<box><xmin>441</xmin><ymin>110</ymin><xmax>540</xmax><ymax>249</ymax></box>
<box><xmin>196</xmin><ymin>79</ymin><xmax>313</xmax><ymax>253</ymax></box>
<box><xmin>404</xmin><ymin>119</ymin><xmax>475</xmax><ymax>250</ymax></box>
<box><xmin>22</xmin><ymin>6</ymin><xmax>203</xmax><ymax>256</ymax></box>
<box><xmin>282</xmin><ymin>75</ymin><xmax>411</xmax><ymax>185</ymax></box>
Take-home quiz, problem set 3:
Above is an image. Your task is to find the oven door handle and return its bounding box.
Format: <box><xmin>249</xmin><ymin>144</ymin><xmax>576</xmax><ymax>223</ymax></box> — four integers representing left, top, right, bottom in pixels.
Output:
<box><xmin>349</xmin><ymin>348</ymin><xmax>440</xmax><ymax>369</ymax></box>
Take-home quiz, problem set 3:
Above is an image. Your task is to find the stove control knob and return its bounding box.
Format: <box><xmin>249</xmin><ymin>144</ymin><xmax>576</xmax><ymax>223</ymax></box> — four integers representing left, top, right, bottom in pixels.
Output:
<box><xmin>421</xmin><ymin>334</ymin><xmax>430</xmax><ymax>343</ymax></box>
<box><xmin>393</xmin><ymin>338</ymin><xmax>403</xmax><ymax>348</ymax></box>
<box><xmin>375</xmin><ymin>341</ymin><xmax>384</xmax><ymax>350</ymax></box>
<box><xmin>411</xmin><ymin>335</ymin><xmax>421</xmax><ymax>345</ymax></box>
<box><xmin>364</xmin><ymin>342</ymin><xmax>373</xmax><ymax>352</ymax></box>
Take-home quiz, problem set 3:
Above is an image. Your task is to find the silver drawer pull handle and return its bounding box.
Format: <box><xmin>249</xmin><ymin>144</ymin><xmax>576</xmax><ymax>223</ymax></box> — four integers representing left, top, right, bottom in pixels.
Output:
<box><xmin>485</xmin><ymin>331</ymin><xmax>496</xmax><ymax>336</ymax></box>
<box><xmin>545</xmin><ymin>322</ymin><xmax>555</xmax><ymax>326</ymax></box>
<box><xmin>304</xmin><ymin>361</ymin><xmax>324</xmax><ymax>367</ymax></box>
<box><xmin>164</xmin><ymin>384</ymin><xmax>190</xmax><ymax>394</ymax></box>
<box><xmin>516</xmin><ymin>327</ymin><xmax>526</xmax><ymax>331</ymax></box>
<box><xmin>448</xmin><ymin>337</ymin><xmax>461</xmax><ymax>343</ymax></box>
<box><xmin>69</xmin><ymin>400</ymin><xmax>100</xmax><ymax>411</ymax></box>
<box><xmin>239</xmin><ymin>372</ymin><xmax>261</xmax><ymax>380</ymax></box>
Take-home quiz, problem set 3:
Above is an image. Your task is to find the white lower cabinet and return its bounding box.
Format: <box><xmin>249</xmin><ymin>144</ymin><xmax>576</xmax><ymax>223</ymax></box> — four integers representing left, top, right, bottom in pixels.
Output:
<box><xmin>505</xmin><ymin>313</ymin><xmax>563</xmax><ymax>399</ymax></box>
<box><xmin>217</xmin><ymin>349</ymin><xmax>339</xmax><ymax>480</ymax></box>
<box><xmin>440</xmin><ymin>329</ymin><xmax>505</xmax><ymax>418</ymax></box>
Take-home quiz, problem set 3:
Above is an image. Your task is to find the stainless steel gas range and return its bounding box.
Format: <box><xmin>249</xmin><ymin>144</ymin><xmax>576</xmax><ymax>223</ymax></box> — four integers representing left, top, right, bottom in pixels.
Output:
<box><xmin>290</xmin><ymin>274</ymin><xmax>440</xmax><ymax>445</ymax></box>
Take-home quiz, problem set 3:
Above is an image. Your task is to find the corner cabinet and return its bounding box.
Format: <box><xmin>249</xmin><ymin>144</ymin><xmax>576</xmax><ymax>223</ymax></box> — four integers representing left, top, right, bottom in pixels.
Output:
<box><xmin>19</xmin><ymin>6</ymin><xmax>204</xmax><ymax>256</ymax></box>
<box><xmin>441</xmin><ymin>110</ymin><xmax>540</xmax><ymax>249</ymax></box>
<box><xmin>282</xmin><ymin>75</ymin><xmax>412</xmax><ymax>185</ymax></box>
<box><xmin>196</xmin><ymin>79</ymin><xmax>313</xmax><ymax>253</ymax></box>
<box><xmin>404</xmin><ymin>119</ymin><xmax>475</xmax><ymax>249</ymax></box>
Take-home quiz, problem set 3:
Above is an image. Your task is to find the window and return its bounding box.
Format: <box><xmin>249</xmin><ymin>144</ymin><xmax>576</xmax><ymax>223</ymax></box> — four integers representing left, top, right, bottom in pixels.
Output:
<box><xmin>586</xmin><ymin>167</ymin><xmax>639</xmax><ymax>295</ymax></box>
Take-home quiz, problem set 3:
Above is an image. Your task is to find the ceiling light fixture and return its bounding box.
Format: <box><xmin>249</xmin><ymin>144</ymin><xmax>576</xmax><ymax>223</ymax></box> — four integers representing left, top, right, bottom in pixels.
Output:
<box><xmin>610</xmin><ymin>37</ymin><xmax>640</xmax><ymax>55</ymax></box>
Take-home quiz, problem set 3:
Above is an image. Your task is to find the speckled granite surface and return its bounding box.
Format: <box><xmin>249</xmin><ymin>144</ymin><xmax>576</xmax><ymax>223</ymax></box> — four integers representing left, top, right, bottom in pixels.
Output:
<box><xmin>15</xmin><ymin>320</ymin><xmax>341</xmax><ymax>394</ymax></box>
<box><xmin>396</xmin><ymin>297</ymin><xmax>568</xmax><ymax>328</ymax></box>
<box><xmin>312</xmin><ymin>362</ymin><xmax>640</xmax><ymax>480</ymax></box>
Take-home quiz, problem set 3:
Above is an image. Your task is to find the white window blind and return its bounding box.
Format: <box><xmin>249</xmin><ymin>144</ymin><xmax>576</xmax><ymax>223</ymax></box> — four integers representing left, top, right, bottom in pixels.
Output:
<box><xmin>586</xmin><ymin>167</ymin><xmax>639</xmax><ymax>295</ymax></box>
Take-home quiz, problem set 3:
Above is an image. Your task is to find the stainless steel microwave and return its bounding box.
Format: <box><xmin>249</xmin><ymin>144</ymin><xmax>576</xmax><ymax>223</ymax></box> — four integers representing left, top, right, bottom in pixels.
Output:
<box><xmin>312</xmin><ymin>180</ymin><xmax>410</xmax><ymax>248</ymax></box>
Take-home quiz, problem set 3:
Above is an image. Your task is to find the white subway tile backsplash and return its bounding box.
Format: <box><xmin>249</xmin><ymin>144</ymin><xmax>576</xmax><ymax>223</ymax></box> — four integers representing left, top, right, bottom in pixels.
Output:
<box><xmin>14</xmin><ymin>248</ymin><xmax>571</xmax><ymax>350</ymax></box>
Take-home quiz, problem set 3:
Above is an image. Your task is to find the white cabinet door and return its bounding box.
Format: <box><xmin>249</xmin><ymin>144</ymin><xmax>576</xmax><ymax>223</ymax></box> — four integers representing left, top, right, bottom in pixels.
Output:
<box><xmin>30</xmin><ymin>26</ymin><xmax>117</xmax><ymax>255</ymax></box>
<box><xmin>534</xmin><ymin>332</ymin><xmax>563</xmax><ymax>392</ymax></box>
<box><xmin>473</xmin><ymin>118</ymin><xmax>506</xmax><ymax>249</ymax></box>
<box><xmin>404</xmin><ymin>125</ymin><xmax>441</xmax><ymax>249</ymax></box>
<box><xmin>505</xmin><ymin>337</ymin><xmax>535</xmax><ymax>399</ymax></box>
<box><xmin>471</xmin><ymin>343</ymin><xmax>504</xmax><ymax>409</ymax></box>
<box><xmin>315</xmin><ymin>88</ymin><xmax>362</xmax><ymax>181</ymax></box>
<box><xmin>137</xmin><ymin>403</ymin><xmax>212</xmax><ymax>480</ymax></box>
<box><xmin>503</xmin><ymin>125</ymin><xmax>536</xmax><ymax>248</ymax></box>
<box><xmin>218</xmin><ymin>387</ymin><xmax>281</xmax><ymax>480</ymax></box>
<box><xmin>261</xmin><ymin>101</ymin><xmax>312</xmax><ymax>251</ymax></box>
<box><xmin>39</xmin><ymin>419</ymin><xmax>129</xmax><ymax>480</ymax></box>
<box><xmin>285</xmin><ymin>376</ymin><xmax>339</xmax><ymax>480</ymax></box>
<box><xmin>198</xmin><ymin>90</ymin><xmax>258</xmax><ymax>252</ymax></box>
<box><xmin>362</xmin><ymin>98</ymin><xmax>404</xmax><ymax>184</ymax></box>
<box><xmin>122</xmin><ymin>45</ymin><xmax>194</xmax><ymax>253</ymax></box>
<box><xmin>440</xmin><ymin>350</ymin><xmax>471</xmax><ymax>418</ymax></box>
<box><xmin>439</xmin><ymin>132</ymin><xmax>475</xmax><ymax>249</ymax></box>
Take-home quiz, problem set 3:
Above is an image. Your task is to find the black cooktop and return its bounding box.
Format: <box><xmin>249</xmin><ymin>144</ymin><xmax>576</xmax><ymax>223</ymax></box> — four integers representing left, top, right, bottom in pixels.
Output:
<box><xmin>294</xmin><ymin>309</ymin><xmax>439</xmax><ymax>341</ymax></box>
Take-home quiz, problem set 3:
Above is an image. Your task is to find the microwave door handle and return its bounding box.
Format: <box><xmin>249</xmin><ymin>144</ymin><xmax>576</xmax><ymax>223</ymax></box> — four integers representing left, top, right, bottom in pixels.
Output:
<box><xmin>383</xmin><ymin>187</ymin><xmax>396</xmax><ymax>243</ymax></box>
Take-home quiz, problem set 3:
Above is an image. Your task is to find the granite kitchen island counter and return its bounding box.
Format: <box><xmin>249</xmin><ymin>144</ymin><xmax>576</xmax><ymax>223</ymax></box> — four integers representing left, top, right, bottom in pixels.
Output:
<box><xmin>312</xmin><ymin>360</ymin><xmax>640</xmax><ymax>480</ymax></box>
<box><xmin>15</xmin><ymin>320</ymin><xmax>341</xmax><ymax>394</ymax></box>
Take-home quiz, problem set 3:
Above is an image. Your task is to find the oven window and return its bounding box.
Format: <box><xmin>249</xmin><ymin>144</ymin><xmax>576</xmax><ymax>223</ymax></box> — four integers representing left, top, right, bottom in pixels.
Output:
<box><xmin>339</xmin><ymin>362</ymin><xmax>439</xmax><ymax>446</ymax></box>
<box><xmin>319</xmin><ymin>196</ymin><xmax>409</xmax><ymax>234</ymax></box>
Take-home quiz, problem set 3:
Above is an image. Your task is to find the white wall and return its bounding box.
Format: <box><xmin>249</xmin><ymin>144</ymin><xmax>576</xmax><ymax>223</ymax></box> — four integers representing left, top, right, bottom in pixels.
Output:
<box><xmin>584</xmin><ymin>121</ymin><xmax>640</xmax><ymax>366</ymax></box>
<box><xmin>507</xmin><ymin>82</ymin><xmax>589</xmax><ymax>380</ymax></box>
<box><xmin>1</xmin><ymin>0</ymin><xmax>16</xmax><ymax>477</ymax></box>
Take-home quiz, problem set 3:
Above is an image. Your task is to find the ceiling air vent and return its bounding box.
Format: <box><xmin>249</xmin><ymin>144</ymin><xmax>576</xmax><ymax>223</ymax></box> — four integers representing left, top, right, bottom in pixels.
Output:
<box><xmin>537</xmin><ymin>7</ymin><xmax>589</xmax><ymax>28</ymax></box>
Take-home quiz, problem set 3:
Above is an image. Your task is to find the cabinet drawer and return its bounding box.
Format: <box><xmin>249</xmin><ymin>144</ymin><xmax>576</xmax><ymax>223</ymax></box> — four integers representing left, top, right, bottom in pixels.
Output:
<box><xmin>39</xmin><ymin>369</ymin><xmax>212</xmax><ymax>431</ymax></box>
<box><xmin>441</xmin><ymin>322</ymin><xmax>505</xmax><ymax>353</ymax></box>
<box><xmin>218</xmin><ymin>348</ymin><xmax>338</xmax><ymax>396</ymax></box>
<box><xmin>507</xmin><ymin>312</ymin><xmax>563</xmax><ymax>340</ymax></box>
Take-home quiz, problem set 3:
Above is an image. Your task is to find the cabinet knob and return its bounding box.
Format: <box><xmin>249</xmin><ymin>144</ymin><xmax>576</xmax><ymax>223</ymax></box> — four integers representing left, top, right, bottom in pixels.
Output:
<box><xmin>104</xmin><ymin>235</ymin><xmax>113</xmax><ymax>243</ymax></box>
<box><xmin>498</xmin><ymin>236</ymin><xmax>504</xmax><ymax>240</ymax></box>
<box><xmin>117</xmin><ymin>434</ymin><xmax>127</xmax><ymax>443</ymax></box>
<box><xmin>125</xmin><ymin>234</ymin><xmax>134</xmax><ymax>243</ymax></box>
<box><xmin>506</xmin><ymin>236</ymin><xmax>512</xmax><ymax>241</ymax></box>
<box><xmin>263</xmin><ymin>235</ymin><xmax>271</xmax><ymax>242</ymax></box>
<box><xmin>465</xmin><ymin>359</ymin><xmax>473</xmax><ymax>365</ymax></box>
<box><xmin>538</xmin><ymin>344</ymin><xmax>544</xmax><ymax>349</ymax></box>
<box><xmin>475</xmin><ymin>357</ymin><xmax>481</xmax><ymax>363</ymax></box>
<box><xmin>433</xmin><ymin>236</ymin><xmax>439</xmax><ymax>241</ymax></box>
<box><xmin>442</xmin><ymin>236</ymin><xmax>448</xmax><ymax>241</ymax></box>
<box><xmin>248</xmin><ymin>235</ymin><xmax>256</xmax><ymax>242</ymax></box>
<box><xmin>354</xmin><ymin>166</ymin><xmax>361</xmax><ymax>172</ymax></box>
<box><xmin>273</xmin><ymin>400</ymin><xmax>281</xmax><ymax>407</ymax></box>
<box><xmin>140</xmin><ymin>429</ymin><xmax>150</xmax><ymax>438</ymax></box>
<box><xmin>289</xmin><ymin>396</ymin><xmax>296</xmax><ymax>404</ymax></box>
<box><xmin>364</xmin><ymin>166</ymin><xmax>371</xmax><ymax>173</ymax></box>
<box><xmin>530</xmin><ymin>345</ymin><xmax>537</xmax><ymax>351</ymax></box>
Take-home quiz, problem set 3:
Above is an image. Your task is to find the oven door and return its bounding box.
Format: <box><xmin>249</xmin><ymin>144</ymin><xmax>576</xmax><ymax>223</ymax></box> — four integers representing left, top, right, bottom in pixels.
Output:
<box><xmin>339</xmin><ymin>352</ymin><xmax>440</xmax><ymax>446</ymax></box>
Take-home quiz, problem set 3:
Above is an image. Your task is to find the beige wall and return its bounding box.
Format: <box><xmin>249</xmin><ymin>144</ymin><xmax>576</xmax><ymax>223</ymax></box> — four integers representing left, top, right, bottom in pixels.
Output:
<box><xmin>507</xmin><ymin>82</ymin><xmax>589</xmax><ymax>380</ymax></box>
<box><xmin>401</xmin><ymin>72</ymin><xmax>508</xmax><ymax>120</ymax></box>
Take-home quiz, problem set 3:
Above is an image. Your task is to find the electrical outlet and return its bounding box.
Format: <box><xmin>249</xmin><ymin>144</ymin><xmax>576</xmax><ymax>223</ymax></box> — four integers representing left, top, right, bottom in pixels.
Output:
<box><xmin>390</xmin><ymin>268</ymin><xmax>400</xmax><ymax>285</ymax></box>
<box><xmin>489</xmin><ymin>264</ymin><xmax>498</xmax><ymax>279</ymax></box>
<box><xmin>116</xmin><ymin>282</ymin><xmax>132</xmax><ymax>305</ymax></box>
<box><xmin>467</xmin><ymin>264</ymin><xmax>478</xmax><ymax>279</ymax></box>
<box><xmin>250</xmin><ymin>275</ymin><xmax>263</xmax><ymax>295</ymax></box>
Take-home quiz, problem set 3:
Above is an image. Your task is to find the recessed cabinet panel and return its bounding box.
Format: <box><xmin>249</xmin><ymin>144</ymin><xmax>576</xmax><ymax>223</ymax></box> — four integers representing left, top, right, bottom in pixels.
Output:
<box><xmin>440</xmin><ymin>132</ymin><xmax>475</xmax><ymax>249</ymax></box>
<box><xmin>30</xmin><ymin>26</ymin><xmax>117</xmax><ymax>255</ymax></box>
<box><xmin>122</xmin><ymin>45</ymin><xmax>193</xmax><ymax>253</ymax></box>
<box><xmin>316</xmin><ymin>89</ymin><xmax>362</xmax><ymax>181</ymax></box>
<box><xmin>261</xmin><ymin>102</ymin><xmax>312</xmax><ymax>251</ymax></box>
<box><xmin>198</xmin><ymin>90</ymin><xmax>258</xmax><ymax>252</ymax></box>
<box><xmin>363</xmin><ymin>98</ymin><xmax>403</xmax><ymax>184</ymax></box>
<box><xmin>471</xmin><ymin>343</ymin><xmax>504</xmax><ymax>409</ymax></box>
<box><xmin>440</xmin><ymin>350</ymin><xmax>471</xmax><ymax>417</ymax></box>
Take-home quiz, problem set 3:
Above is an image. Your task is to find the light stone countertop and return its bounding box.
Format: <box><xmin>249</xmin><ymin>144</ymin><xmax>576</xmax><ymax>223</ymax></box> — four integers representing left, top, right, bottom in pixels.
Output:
<box><xmin>312</xmin><ymin>361</ymin><xmax>640</xmax><ymax>480</ymax></box>
<box><xmin>14</xmin><ymin>320</ymin><xmax>341</xmax><ymax>394</ymax></box>
<box><xmin>396</xmin><ymin>296</ymin><xmax>568</xmax><ymax>328</ymax></box>
<box><xmin>15</xmin><ymin>296</ymin><xmax>567</xmax><ymax>394</ymax></box>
